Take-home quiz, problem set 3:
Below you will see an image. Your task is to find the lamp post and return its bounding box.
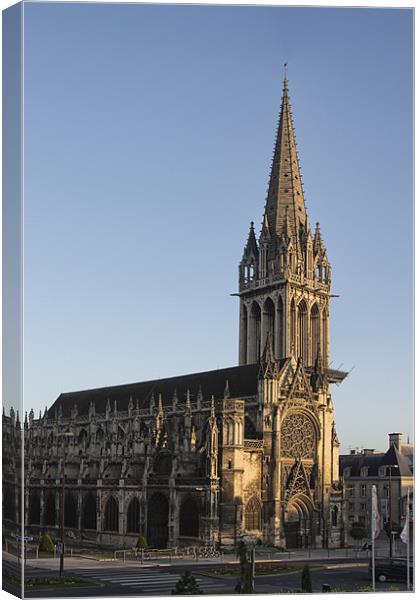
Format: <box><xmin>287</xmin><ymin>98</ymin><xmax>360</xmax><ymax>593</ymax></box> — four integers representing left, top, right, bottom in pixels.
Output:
<box><xmin>386</xmin><ymin>464</ymin><xmax>398</xmax><ymax>558</ymax></box>
<box><xmin>58</xmin><ymin>432</ymin><xmax>74</xmax><ymax>577</ymax></box>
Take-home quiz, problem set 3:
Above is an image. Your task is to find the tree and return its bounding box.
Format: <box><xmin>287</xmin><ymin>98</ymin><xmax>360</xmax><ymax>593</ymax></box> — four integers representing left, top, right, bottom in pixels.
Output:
<box><xmin>301</xmin><ymin>564</ymin><xmax>312</xmax><ymax>593</ymax></box>
<box><xmin>172</xmin><ymin>571</ymin><xmax>203</xmax><ymax>595</ymax></box>
<box><xmin>39</xmin><ymin>533</ymin><xmax>54</xmax><ymax>552</ymax></box>
<box><xmin>349</xmin><ymin>522</ymin><xmax>367</xmax><ymax>545</ymax></box>
<box><xmin>136</xmin><ymin>535</ymin><xmax>148</xmax><ymax>549</ymax></box>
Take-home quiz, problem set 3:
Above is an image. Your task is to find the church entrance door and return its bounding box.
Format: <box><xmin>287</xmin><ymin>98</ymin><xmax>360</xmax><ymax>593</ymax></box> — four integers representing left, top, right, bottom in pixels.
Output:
<box><xmin>147</xmin><ymin>493</ymin><xmax>169</xmax><ymax>549</ymax></box>
<box><xmin>284</xmin><ymin>496</ymin><xmax>313</xmax><ymax>549</ymax></box>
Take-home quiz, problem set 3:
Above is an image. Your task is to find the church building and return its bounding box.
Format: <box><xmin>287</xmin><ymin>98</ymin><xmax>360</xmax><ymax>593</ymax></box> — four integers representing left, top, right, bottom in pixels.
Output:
<box><xmin>4</xmin><ymin>76</ymin><xmax>347</xmax><ymax>550</ymax></box>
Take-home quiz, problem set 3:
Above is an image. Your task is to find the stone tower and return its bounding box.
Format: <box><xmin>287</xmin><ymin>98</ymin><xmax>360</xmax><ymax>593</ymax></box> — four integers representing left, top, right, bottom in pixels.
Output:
<box><xmin>238</xmin><ymin>77</ymin><xmax>331</xmax><ymax>369</ymax></box>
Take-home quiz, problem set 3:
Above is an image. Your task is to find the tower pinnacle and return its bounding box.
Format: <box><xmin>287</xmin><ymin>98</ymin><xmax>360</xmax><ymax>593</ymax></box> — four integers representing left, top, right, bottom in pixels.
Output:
<box><xmin>263</xmin><ymin>77</ymin><xmax>308</xmax><ymax>252</ymax></box>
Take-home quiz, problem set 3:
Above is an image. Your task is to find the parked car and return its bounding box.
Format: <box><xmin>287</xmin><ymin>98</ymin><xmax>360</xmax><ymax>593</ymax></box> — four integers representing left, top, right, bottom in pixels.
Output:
<box><xmin>369</xmin><ymin>558</ymin><xmax>413</xmax><ymax>583</ymax></box>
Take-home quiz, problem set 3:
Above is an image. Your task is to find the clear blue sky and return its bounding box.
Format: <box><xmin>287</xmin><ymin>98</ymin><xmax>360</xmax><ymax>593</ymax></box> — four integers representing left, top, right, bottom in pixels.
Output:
<box><xmin>22</xmin><ymin>3</ymin><xmax>413</xmax><ymax>452</ymax></box>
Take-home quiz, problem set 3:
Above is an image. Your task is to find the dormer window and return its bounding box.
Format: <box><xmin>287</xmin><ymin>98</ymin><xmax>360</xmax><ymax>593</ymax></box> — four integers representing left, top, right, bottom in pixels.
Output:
<box><xmin>361</xmin><ymin>467</ymin><xmax>368</xmax><ymax>478</ymax></box>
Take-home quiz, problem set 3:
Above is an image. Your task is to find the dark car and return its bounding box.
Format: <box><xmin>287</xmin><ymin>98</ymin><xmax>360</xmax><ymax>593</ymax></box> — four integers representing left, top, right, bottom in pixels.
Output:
<box><xmin>369</xmin><ymin>558</ymin><xmax>413</xmax><ymax>583</ymax></box>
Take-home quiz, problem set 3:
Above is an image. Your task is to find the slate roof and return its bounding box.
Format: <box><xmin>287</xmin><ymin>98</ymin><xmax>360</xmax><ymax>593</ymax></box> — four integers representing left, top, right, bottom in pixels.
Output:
<box><xmin>339</xmin><ymin>444</ymin><xmax>414</xmax><ymax>478</ymax></box>
<box><xmin>48</xmin><ymin>363</ymin><xmax>260</xmax><ymax>418</ymax></box>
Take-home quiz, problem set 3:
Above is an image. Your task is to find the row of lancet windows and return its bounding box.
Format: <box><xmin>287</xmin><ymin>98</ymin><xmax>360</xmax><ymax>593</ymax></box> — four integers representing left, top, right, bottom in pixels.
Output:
<box><xmin>26</xmin><ymin>492</ymin><xmax>201</xmax><ymax>537</ymax></box>
<box><xmin>27</xmin><ymin>492</ymin><xmax>141</xmax><ymax>533</ymax></box>
<box><xmin>241</xmin><ymin>297</ymin><xmax>327</xmax><ymax>365</ymax></box>
<box><xmin>223</xmin><ymin>418</ymin><xmax>243</xmax><ymax>446</ymax></box>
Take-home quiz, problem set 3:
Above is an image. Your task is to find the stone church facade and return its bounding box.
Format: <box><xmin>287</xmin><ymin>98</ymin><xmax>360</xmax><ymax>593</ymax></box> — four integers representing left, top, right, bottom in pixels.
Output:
<box><xmin>3</xmin><ymin>77</ymin><xmax>347</xmax><ymax>550</ymax></box>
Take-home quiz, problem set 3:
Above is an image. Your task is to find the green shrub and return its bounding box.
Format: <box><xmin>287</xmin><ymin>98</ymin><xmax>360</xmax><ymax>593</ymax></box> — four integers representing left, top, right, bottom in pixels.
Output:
<box><xmin>301</xmin><ymin>564</ymin><xmax>312</xmax><ymax>593</ymax></box>
<box><xmin>172</xmin><ymin>571</ymin><xmax>202</xmax><ymax>595</ymax></box>
<box><xmin>136</xmin><ymin>536</ymin><xmax>147</xmax><ymax>549</ymax></box>
<box><xmin>39</xmin><ymin>533</ymin><xmax>55</xmax><ymax>553</ymax></box>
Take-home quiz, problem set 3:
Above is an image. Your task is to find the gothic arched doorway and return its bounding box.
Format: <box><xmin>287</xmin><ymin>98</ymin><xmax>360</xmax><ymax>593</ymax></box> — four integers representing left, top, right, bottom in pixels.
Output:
<box><xmin>147</xmin><ymin>493</ymin><xmax>169</xmax><ymax>548</ymax></box>
<box><xmin>284</xmin><ymin>495</ymin><xmax>313</xmax><ymax>549</ymax></box>
<box><xmin>179</xmin><ymin>496</ymin><xmax>199</xmax><ymax>538</ymax></box>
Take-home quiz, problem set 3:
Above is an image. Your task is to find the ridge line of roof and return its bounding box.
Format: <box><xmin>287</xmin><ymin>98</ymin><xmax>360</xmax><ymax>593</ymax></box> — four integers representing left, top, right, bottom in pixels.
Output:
<box><xmin>57</xmin><ymin>362</ymin><xmax>260</xmax><ymax>399</ymax></box>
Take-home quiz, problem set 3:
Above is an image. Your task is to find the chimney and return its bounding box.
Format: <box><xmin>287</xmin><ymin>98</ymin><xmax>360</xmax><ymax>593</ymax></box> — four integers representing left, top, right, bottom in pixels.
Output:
<box><xmin>363</xmin><ymin>449</ymin><xmax>375</xmax><ymax>456</ymax></box>
<box><xmin>389</xmin><ymin>432</ymin><xmax>402</xmax><ymax>451</ymax></box>
<box><xmin>350</xmin><ymin>449</ymin><xmax>356</xmax><ymax>455</ymax></box>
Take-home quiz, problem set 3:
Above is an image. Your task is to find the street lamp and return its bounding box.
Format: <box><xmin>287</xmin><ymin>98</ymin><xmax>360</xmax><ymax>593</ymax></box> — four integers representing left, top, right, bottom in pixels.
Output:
<box><xmin>386</xmin><ymin>464</ymin><xmax>398</xmax><ymax>558</ymax></box>
<box><xmin>58</xmin><ymin>432</ymin><xmax>74</xmax><ymax>577</ymax></box>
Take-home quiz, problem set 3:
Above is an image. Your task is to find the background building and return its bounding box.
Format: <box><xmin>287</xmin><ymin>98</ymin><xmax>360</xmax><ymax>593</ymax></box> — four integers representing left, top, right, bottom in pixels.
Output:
<box><xmin>340</xmin><ymin>432</ymin><xmax>413</xmax><ymax>543</ymax></box>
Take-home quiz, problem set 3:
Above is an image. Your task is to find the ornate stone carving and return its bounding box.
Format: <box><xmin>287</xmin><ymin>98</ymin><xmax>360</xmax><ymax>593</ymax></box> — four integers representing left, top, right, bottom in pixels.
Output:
<box><xmin>281</xmin><ymin>412</ymin><xmax>316</xmax><ymax>459</ymax></box>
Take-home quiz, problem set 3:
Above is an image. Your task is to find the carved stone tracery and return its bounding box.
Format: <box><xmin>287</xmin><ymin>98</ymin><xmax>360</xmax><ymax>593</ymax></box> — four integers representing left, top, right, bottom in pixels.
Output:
<box><xmin>281</xmin><ymin>412</ymin><xmax>316</xmax><ymax>459</ymax></box>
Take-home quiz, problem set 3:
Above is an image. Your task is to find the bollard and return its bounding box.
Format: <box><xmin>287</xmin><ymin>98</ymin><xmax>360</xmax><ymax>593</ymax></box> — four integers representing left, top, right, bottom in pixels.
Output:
<box><xmin>36</xmin><ymin>546</ymin><xmax>39</xmax><ymax>560</ymax></box>
<box><xmin>322</xmin><ymin>584</ymin><xmax>331</xmax><ymax>592</ymax></box>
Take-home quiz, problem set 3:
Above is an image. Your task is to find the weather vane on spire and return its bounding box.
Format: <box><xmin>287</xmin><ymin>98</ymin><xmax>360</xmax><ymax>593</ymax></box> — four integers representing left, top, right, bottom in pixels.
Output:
<box><xmin>284</xmin><ymin>62</ymin><xmax>288</xmax><ymax>80</ymax></box>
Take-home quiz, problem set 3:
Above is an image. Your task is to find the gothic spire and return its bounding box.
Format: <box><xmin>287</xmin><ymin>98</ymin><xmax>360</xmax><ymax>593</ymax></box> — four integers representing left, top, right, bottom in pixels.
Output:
<box><xmin>242</xmin><ymin>221</ymin><xmax>258</xmax><ymax>260</ymax></box>
<box><xmin>263</xmin><ymin>75</ymin><xmax>308</xmax><ymax>251</ymax></box>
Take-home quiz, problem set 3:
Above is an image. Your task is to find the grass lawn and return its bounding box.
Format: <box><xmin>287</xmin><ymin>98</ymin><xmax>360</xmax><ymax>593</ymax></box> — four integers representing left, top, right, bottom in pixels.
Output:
<box><xmin>3</xmin><ymin>570</ymin><xmax>99</xmax><ymax>591</ymax></box>
<box><xmin>200</xmin><ymin>562</ymin><xmax>325</xmax><ymax>578</ymax></box>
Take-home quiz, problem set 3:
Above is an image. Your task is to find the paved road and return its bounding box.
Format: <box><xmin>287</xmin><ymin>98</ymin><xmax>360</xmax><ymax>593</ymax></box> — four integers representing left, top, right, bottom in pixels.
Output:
<box><xmin>253</xmin><ymin>562</ymin><xmax>410</xmax><ymax>593</ymax></box>
<box><xmin>67</xmin><ymin>565</ymin><xmax>230</xmax><ymax>595</ymax></box>
<box><xmin>4</xmin><ymin>553</ymin><xmax>413</xmax><ymax>597</ymax></box>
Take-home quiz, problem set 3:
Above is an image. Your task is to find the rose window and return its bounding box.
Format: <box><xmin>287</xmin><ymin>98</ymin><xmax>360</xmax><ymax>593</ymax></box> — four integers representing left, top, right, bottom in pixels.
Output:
<box><xmin>281</xmin><ymin>413</ymin><xmax>316</xmax><ymax>459</ymax></box>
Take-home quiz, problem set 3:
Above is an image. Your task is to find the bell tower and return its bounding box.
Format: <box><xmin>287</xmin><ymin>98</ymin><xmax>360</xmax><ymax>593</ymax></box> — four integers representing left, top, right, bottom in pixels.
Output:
<box><xmin>238</xmin><ymin>76</ymin><xmax>331</xmax><ymax>369</ymax></box>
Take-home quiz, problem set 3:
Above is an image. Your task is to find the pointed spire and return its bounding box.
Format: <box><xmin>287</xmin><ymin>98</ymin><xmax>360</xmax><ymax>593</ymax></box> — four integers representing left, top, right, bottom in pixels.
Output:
<box><xmin>263</xmin><ymin>75</ymin><xmax>308</xmax><ymax>252</ymax></box>
<box><xmin>158</xmin><ymin>393</ymin><xmax>163</xmax><ymax>415</ymax></box>
<box><xmin>243</xmin><ymin>221</ymin><xmax>258</xmax><ymax>260</ymax></box>
<box><xmin>259</xmin><ymin>331</ymin><xmax>277</xmax><ymax>379</ymax></box>
<box><xmin>210</xmin><ymin>395</ymin><xmax>216</xmax><ymax>419</ymax></box>
<box><xmin>186</xmin><ymin>389</ymin><xmax>191</xmax><ymax>410</ymax></box>
<box><xmin>172</xmin><ymin>388</ymin><xmax>178</xmax><ymax>411</ymax></box>
<box><xmin>197</xmin><ymin>384</ymin><xmax>203</xmax><ymax>409</ymax></box>
<box><xmin>224</xmin><ymin>379</ymin><xmax>230</xmax><ymax>399</ymax></box>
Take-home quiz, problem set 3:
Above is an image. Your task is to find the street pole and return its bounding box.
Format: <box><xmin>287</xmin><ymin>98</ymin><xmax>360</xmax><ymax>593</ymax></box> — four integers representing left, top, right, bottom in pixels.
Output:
<box><xmin>406</xmin><ymin>489</ymin><xmax>410</xmax><ymax>591</ymax></box>
<box><xmin>388</xmin><ymin>466</ymin><xmax>392</xmax><ymax>558</ymax></box>
<box><xmin>58</xmin><ymin>432</ymin><xmax>73</xmax><ymax>578</ymax></box>
<box><xmin>387</xmin><ymin>464</ymin><xmax>398</xmax><ymax>558</ymax></box>
<box><xmin>59</xmin><ymin>451</ymin><xmax>64</xmax><ymax>577</ymax></box>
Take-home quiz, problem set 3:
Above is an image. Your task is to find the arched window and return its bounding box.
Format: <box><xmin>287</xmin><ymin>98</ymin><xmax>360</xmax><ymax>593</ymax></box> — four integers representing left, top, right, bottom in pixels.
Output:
<box><xmin>44</xmin><ymin>492</ymin><xmax>56</xmax><ymax>526</ymax></box>
<box><xmin>297</xmin><ymin>301</ymin><xmax>308</xmax><ymax>363</ymax></box>
<box><xmin>277</xmin><ymin>296</ymin><xmax>284</xmax><ymax>358</ymax></box>
<box><xmin>104</xmin><ymin>496</ymin><xmax>119</xmax><ymax>532</ymax></box>
<box><xmin>245</xmin><ymin>497</ymin><xmax>261</xmax><ymax>531</ymax></box>
<box><xmin>78</xmin><ymin>429</ymin><xmax>88</xmax><ymax>450</ymax></box>
<box><xmin>147</xmin><ymin>493</ymin><xmax>169</xmax><ymax>549</ymax></box>
<box><xmin>64</xmin><ymin>493</ymin><xmax>78</xmax><ymax>528</ymax></box>
<box><xmin>127</xmin><ymin>497</ymin><xmax>140</xmax><ymax>533</ymax></box>
<box><xmin>240</xmin><ymin>304</ymin><xmax>248</xmax><ymax>364</ymax></box>
<box><xmin>290</xmin><ymin>299</ymin><xmax>296</xmax><ymax>355</ymax></box>
<box><xmin>250</xmin><ymin>302</ymin><xmax>261</xmax><ymax>361</ymax></box>
<box><xmin>332</xmin><ymin>506</ymin><xmax>338</xmax><ymax>527</ymax></box>
<box><xmin>29</xmin><ymin>492</ymin><xmax>41</xmax><ymax>525</ymax></box>
<box><xmin>310</xmin><ymin>303</ymin><xmax>320</xmax><ymax>365</ymax></box>
<box><xmin>262</xmin><ymin>297</ymin><xmax>275</xmax><ymax>351</ymax></box>
<box><xmin>322</xmin><ymin>308</ymin><xmax>328</xmax><ymax>366</ymax></box>
<box><xmin>179</xmin><ymin>496</ymin><xmax>199</xmax><ymax>537</ymax></box>
<box><xmin>82</xmin><ymin>493</ymin><xmax>97</xmax><ymax>530</ymax></box>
